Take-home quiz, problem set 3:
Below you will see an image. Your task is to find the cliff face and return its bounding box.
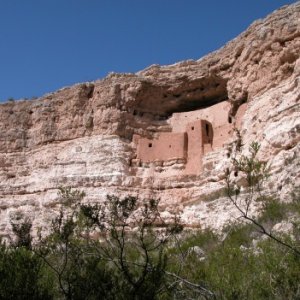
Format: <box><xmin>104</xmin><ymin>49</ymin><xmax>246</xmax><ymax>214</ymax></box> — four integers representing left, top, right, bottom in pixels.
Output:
<box><xmin>0</xmin><ymin>2</ymin><xmax>299</xmax><ymax>237</ymax></box>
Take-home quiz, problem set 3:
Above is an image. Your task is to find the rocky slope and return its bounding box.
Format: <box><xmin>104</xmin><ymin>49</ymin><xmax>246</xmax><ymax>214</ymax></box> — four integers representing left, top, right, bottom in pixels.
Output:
<box><xmin>0</xmin><ymin>2</ymin><xmax>299</xmax><ymax>237</ymax></box>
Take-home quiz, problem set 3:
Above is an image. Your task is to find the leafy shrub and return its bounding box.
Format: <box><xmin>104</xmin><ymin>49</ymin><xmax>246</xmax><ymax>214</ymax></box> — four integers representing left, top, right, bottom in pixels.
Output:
<box><xmin>258</xmin><ymin>197</ymin><xmax>288</xmax><ymax>224</ymax></box>
<box><xmin>0</xmin><ymin>244</ymin><xmax>52</xmax><ymax>299</ymax></box>
<box><xmin>2</xmin><ymin>183</ymin><xmax>299</xmax><ymax>299</ymax></box>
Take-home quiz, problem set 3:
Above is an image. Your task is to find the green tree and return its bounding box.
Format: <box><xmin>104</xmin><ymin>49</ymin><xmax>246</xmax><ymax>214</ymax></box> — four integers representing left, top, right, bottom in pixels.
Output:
<box><xmin>0</xmin><ymin>243</ymin><xmax>52</xmax><ymax>300</ymax></box>
<box><xmin>225</xmin><ymin>141</ymin><xmax>300</xmax><ymax>256</ymax></box>
<box><xmin>34</xmin><ymin>187</ymin><xmax>212</xmax><ymax>299</ymax></box>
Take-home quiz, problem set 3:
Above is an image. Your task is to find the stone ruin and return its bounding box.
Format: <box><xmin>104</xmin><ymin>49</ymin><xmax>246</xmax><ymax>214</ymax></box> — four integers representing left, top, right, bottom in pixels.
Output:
<box><xmin>0</xmin><ymin>2</ymin><xmax>299</xmax><ymax>234</ymax></box>
<box><xmin>132</xmin><ymin>101</ymin><xmax>247</xmax><ymax>174</ymax></box>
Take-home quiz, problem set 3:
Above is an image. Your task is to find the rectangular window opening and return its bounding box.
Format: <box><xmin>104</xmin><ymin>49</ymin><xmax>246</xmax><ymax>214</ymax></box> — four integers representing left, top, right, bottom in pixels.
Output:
<box><xmin>205</xmin><ymin>124</ymin><xmax>209</xmax><ymax>136</ymax></box>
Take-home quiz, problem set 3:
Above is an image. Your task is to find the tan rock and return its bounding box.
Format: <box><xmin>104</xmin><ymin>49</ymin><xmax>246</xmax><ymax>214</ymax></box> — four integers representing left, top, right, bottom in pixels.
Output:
<box><xmin>0</xmin><ymin>2</ymin><xmax>299</xmax><ymax>236</ymax></box>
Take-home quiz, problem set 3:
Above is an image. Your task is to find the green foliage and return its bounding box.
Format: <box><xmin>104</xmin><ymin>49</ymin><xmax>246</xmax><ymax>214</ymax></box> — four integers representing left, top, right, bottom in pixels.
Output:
<box><xmin>226</xmin><ymin>141</ymin><xmax>300</xmax><ymax>256</ymax></box>
<box><xmin>78</xmin><ymin>194</ymin><xmax>181</xmax><ymax>299</ymax></box>
<box><xmin>2</xmin><ymin>181</ymin><xmax>300</xmax><ymax>299</ymax></box>
<box><xmin>10</xmin><ymin>214</ymin><xmax>32</xmax><ymax>249</ymax></box>
<box><xmin>206</xmin><ymin>235</ymin><xmax>300</xmax><ymax>299</ymax></box>
<box><xmin>169</xmin><ymin>223</ymin><xmax>300</xmax><ymax>300</ymax></box>
<box><xmin>171</xmin><ymin>229</ymin><xmax>218</xmax><ymax>255</ymax></box>
<box><xmin>0</xmin><ymin>244</ymin><xmax>52</xmax><ymax>299</ymax></box>
<box><xmin>33</xmin><ymin>188</ymin><xmax>188</xmax><ymax>299</ymax></box>
<box><xmin>201</xmin><ymin>188</ymin><xmax>227</xmax><ymax>202</ymax></box>
<box><xmin>219</xmin><ymin>140</ymin><xmax>300</xmax><ymax>298</ymax></box>
<box><xmin>257</xmin><ymin>193</ymin><xmax>300</xmax><ymax>227</ymax></box>
<box><xmin>291</xmin><ymin>187</ymin><xmax>300</xmax><ymax>213</ymax></box>
<box><xmin>258</xmin><ymin>197</ymin><xmax>288</xmax><ymax>224</ymax></box>
<box><xmin>58</xmin><ymin>186</ymin><xmax>86</xmax><ymax>207</ymax></box>
<box><xmin>229</xmin><ymin>142</ymin><xmax>270</xmax><ymax>194</ymax></box>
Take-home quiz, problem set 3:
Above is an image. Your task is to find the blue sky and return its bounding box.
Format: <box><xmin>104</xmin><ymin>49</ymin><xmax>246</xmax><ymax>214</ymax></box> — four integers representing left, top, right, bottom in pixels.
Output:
<box><xmin>0</xmin><ymin>0</ymin><xmax>297</xmax><ymax>102</ymax></box>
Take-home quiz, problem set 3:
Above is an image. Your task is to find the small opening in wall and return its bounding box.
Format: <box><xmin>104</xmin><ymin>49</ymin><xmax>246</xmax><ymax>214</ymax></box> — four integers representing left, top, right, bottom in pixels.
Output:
<box><xmin>191</xmin><ymin>126</ymin><xmax>194</xmax><ymax>130</ymax></box>
<box><xmin>148</xmin><ymin>143</ymin><xmax>152</xmax><ymax>148</ymax></box>
<box><xmin>228</xmin><ymin>116</ymin><xmax>232</xmax><ymax>123</ymax></box>
<box><xmin>234</xmin><ymin>171</ymin><xmax>238</xmax><ymax>177</ymax></box>
<box><xmin>205</xmin><ymin>124</ymin><xmax>209</xmax><ymax>136</ymax></box>
<box><xmin>133</xmin><ymin>110</ymin><xmax>137</xmax><ymax>116</ymax></box>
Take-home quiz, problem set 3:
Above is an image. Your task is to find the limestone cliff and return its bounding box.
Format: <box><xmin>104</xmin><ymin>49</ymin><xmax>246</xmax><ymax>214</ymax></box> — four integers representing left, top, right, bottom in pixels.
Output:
<box><xmin>0</xmin><ymin>2</ymin><xmax>299</xmax><ymax>237</ymax></box>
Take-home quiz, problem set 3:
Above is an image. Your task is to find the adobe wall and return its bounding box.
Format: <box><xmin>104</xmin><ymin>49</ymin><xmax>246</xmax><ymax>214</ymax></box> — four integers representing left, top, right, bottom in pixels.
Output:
<box><xmin>170</xmin><ymin>101</ymin><xmax>233</xmax><ymax>150</ymax></box>
<box><xmin>212</xmin><ymin>103</ymin><xmax>248</xmax><ymax>148</ymax></box>
<box><xmin>170</xmin><ymin>101</ymin><xmax>231</xmax><ymax>133</ymax></box>
<box><xmin>136</xmin><ymin>119</ymin><xmax>213</xmax><ymax>174</ymax></box>
<box><xmin>185</xmin><ymin>120</ymin><xmax>202</xmax><ymax>174</ymax></box>
<box><xmin>212</xmin><ymin>123</ymin><xmax>232</xmax><ymax>148</ymax></box>
<box><xmin>137</xmin><ymin>132</ymin><xmax>187</xmax><ymax>162</ymax></box>
<box><xmin>135</xmin><ymin>100</ymin><xmax>247</xmax><ymax>174</ymax></box>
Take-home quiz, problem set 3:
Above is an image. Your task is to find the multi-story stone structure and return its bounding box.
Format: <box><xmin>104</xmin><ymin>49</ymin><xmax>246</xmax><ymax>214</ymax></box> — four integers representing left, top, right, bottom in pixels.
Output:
<box><xmin>134</xmin><ymin>101</ymin><xmax>247</xmax><ymax>174</ymax></box>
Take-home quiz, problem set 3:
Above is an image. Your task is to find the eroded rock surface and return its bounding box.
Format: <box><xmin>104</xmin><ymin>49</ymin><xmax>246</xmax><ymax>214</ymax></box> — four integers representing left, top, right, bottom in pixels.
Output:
<box><xmin>0</xmin><ymin>2</ymin><xmax>299</xmax><ymax>237</ymax></box>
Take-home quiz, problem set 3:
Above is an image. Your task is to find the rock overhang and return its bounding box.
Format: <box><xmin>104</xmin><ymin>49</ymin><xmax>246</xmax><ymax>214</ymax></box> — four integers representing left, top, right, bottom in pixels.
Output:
<box><xmin>130</xmin><ymin>75</ymin><xmax>228</xmax><ymax>116</ymax></box>
<box><xmin>0</xmin><ymin>2</ymin><xmax>299</xmax><ymax>234</ymax></box>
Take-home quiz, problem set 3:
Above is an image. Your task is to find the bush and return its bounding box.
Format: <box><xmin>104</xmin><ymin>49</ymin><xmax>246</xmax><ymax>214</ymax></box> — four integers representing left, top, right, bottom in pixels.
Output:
<box><xmin>258</xmin><ymin>197</ymin><xmax>288</xmax><ymax>224</ymax></box>
<box><xmin>3</xmin><ymin>184</ymin><xmax>300</xmax><ymax>299</ymax></box>
<box><xmin>170</xmin><ymin>223</ymin><xmax>300</xmax><ymax>300</ymax></box>
<box><xmin>0</xmin><ymin>244</ymin><xmax>52</xmax><ymax>299</ymax></box>
<box><xmin>34</xmin><ymin>190</ymin><xmax>204</xmax><ymax>299</ymax></box>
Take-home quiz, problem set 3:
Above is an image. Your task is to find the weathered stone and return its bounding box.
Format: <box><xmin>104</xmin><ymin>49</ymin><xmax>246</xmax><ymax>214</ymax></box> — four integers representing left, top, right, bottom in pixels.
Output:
<box><xmin>0</xmin><ymin>2</ymin><xmax>299</xmax><ymax>236</ymax></box>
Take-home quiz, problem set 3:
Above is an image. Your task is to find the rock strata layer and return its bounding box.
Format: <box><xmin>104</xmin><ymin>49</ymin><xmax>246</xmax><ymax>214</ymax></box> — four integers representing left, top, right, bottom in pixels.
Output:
<box><xmin>0</xmin><ymin>2</ymin><xmax>299</xmax><ymax>236</ymax></box>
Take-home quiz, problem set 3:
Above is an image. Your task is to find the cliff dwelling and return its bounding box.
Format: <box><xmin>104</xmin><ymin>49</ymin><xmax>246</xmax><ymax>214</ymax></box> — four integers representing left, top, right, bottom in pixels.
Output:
<box><xmin>132</xmin><ymin>100</ymin><xmax>247</xmax><ymax>174</ymax></box>
<box><xmin>0</xmin><ymin>2</ymin><xmax>299</xmax><ymax>252</ymax></box>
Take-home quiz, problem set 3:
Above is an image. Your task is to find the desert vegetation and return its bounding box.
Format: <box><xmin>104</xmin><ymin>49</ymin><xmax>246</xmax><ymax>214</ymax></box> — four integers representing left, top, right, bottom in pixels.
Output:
<box><xmin>1</xmin><ymin>144</ymin><xmax>300</xmax><ymax>299</ymax></box>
